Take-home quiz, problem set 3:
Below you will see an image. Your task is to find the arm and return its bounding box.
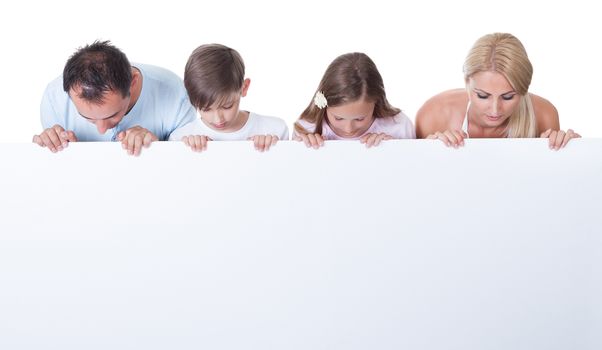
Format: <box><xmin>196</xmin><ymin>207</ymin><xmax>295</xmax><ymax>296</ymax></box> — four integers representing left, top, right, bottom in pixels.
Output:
<box><xmin>416</xmin><ymin>90</ymin><xmax>467</xmax><ymax>147</ymax></box>
<box><xmin>532</xmin><ymin>94</ymin><xmax>580</xmax><ymax>149</ymax></box>
<box><xmin>532</xmin><ymin>94</ymin><xmax>560</xmax><ymax>132</ymax></box>
<box><xmin>247</xmin><ymin>118</ymin><xmax>291</xmax><ymax>152</ymax></box>
<box><xmin>415</xmin><ymin>103</ymin><xmax>435</xmax><ymax>139</ymax></box>
<box><xmin>416</xmin><ymin>90</ymin><xmax>465</xmax><ymax>138</ymax></box>
<box><xmin>166</xmin><ymin>95</ymin><xmax>197</xmax><ymax>141</ymax></box>
<box><xmin>292</xmin><ymin>119</ymin><xmax>324</xmax><ymax>149</ymax></box>
<box><xmin>118</xmin><ymin>79</ymin><xmax>197</xmax><ymax>155</ymax></box>
<box><xmin>33</xmin><ymin>84</ymin><xmax>78</xmax><ymax>152</ymax></box>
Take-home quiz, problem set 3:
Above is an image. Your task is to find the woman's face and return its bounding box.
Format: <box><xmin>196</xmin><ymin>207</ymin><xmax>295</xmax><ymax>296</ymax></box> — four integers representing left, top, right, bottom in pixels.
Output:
<box><xmin>325</xmin><ymin>98</ymin><xmax>376</xmax><ymax>138</ymax></box>
<box><xmin>467</xmin><ymin>71</ymin><xmax>522</xmax><ymax>128</ymax></box>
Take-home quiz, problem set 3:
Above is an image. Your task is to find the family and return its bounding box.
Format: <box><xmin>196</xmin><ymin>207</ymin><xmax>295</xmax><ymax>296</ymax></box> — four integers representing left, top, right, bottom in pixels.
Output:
<box><xmin>33</xmin><ymin>33</ymin><xmax>579</xmax><ymax>156</ymax></box>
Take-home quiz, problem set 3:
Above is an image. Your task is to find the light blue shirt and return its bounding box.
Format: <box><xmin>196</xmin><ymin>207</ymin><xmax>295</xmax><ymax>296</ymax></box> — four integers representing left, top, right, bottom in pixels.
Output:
<box><xmin>40</xmin><ymin>63</ymin><xmax>196</xmax><ymax>141</ymax></box>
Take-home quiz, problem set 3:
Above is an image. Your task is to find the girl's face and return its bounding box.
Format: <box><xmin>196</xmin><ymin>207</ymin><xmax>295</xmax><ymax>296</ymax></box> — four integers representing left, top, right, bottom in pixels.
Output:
<box><xmin>467</xmin><ymin>71</ymin><xmax>521</xmax><ymax>128</ymax></box>
<box><xmin>325</xmin><ymin>98</ymin><xmax>376</xmax><ymax>138</ymax></box>
<box><xmin>199</xmin><ymin>79</ymin><xmax>250</xmax><ymax>132</ymax></box>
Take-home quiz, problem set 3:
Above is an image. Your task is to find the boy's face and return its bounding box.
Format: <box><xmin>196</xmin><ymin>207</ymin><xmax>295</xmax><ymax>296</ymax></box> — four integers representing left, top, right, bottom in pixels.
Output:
<box><xmin>199</xmin><ymin>79</ymin><xmax>250</xmax><ymax>132</ymax></box>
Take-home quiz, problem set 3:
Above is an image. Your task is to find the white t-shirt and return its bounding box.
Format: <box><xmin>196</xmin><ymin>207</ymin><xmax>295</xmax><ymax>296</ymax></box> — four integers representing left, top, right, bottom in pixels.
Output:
<box><xmin>168</xmin><ymin>112</ymin><xmax>289</xmax><ymax>141</ymax></box>
<box><xmin>294</xmin><ymin>112</ymin><xmax>416</xmax><ymax>140</ymax></box>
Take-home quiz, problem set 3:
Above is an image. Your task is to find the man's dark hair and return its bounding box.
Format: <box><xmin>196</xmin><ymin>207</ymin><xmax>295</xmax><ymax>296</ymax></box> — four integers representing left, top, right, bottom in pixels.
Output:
<box><xmin>63</xmin><ymin>40</ymin><xmax>132</xmax><ymax>103</ymax></box>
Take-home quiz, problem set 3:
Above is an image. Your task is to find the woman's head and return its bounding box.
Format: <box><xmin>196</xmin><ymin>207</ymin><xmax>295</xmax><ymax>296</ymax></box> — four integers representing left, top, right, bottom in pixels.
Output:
<box><xmin>295</xmin><ymin>52</ymin><xmax>400</xmax><ymax>137</ymax></box>
<box><xmin>463</xmin><ymin>33</ymin><xmax>536</xmax><ymax>137</ymax></box>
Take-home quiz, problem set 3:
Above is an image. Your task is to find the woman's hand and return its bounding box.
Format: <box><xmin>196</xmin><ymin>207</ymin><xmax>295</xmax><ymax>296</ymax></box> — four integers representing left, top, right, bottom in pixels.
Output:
<box><xmin>540</xmin><ymin>129</ymin><xmax>581</xmax><ymax>150</ymax></box>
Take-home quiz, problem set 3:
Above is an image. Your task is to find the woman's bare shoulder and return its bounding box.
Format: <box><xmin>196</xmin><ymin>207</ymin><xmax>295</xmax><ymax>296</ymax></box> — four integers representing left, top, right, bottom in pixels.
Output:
<box><xmin>530</xmin><ymin>93</ymin><xmax>559</xmax><ymax>132</ymax></box>
<box><xmin>416</xmin><ymin>89</ymin><xmax>468</xmax><ymax>138</ymax></box>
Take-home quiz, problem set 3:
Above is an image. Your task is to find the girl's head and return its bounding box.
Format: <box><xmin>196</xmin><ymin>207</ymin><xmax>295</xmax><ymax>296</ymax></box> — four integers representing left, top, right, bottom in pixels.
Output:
<box><xmin>184</xmin><ymin>44</ymin><xmax>250</xmax><ymax>132</ymax></box>
<box><xmin>463</xmin><ymin>33</ymin><xmax>536</xmax><ymax>137</ymax></box>
<box><xmin>295</xmin><ymin>52</ymin><xmax>400</xmax><ymax>137</ymax></box>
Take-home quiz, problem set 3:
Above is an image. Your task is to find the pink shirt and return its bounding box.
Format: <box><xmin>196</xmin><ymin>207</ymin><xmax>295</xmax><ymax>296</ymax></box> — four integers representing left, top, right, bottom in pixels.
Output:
<box><xmin>294</xmin><ymin>112</ymin><xmax>416</xmax><ymax>140</ymax></box>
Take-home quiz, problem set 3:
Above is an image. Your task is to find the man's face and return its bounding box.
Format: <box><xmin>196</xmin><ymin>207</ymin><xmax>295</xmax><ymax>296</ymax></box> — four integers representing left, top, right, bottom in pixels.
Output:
<box><xmin>69</xmin><ymin>86</ymin><xmax>131</xmax><ymax>134</ymax></box>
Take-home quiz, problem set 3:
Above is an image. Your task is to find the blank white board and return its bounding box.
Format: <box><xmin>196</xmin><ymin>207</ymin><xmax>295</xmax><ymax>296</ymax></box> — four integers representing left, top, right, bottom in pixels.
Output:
<box><xmin>1</xmin><ymin>139</ymin><xmax>601</xmax><ymax>349</ymax></box>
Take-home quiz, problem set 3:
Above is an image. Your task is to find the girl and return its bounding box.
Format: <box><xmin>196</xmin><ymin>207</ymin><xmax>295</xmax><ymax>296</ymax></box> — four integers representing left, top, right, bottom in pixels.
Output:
<box><xmin>294</xmin><ymin>52</ymin><xmax>415</xmax><ymax>148</ymax></box>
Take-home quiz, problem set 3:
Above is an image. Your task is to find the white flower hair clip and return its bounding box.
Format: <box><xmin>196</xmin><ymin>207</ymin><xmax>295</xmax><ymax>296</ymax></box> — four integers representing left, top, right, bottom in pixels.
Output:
<box><xmin>313</xmin><ymin>91</ymin><xmax>328</xmax><ymax>109</ymax></box>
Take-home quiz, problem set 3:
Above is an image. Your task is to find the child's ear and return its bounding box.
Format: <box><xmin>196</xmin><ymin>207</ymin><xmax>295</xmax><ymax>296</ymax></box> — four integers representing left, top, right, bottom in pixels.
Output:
<box><xmin>241</xmin><ymin>78</ymin><xmax>251</xmax><ymax>97</ymax></box>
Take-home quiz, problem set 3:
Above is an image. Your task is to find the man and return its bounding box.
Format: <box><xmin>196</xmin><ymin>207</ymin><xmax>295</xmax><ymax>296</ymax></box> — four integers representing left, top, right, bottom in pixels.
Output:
<box><xmin>33</xmin><ymin>41</ymin><xmax>196</xmax><ymax>156</ymax></box>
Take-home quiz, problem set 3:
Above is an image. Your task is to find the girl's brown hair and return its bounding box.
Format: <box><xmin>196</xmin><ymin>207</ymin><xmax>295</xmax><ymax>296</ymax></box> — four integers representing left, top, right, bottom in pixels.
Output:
<box><xmin>295</xmin><ymin>52</ymin><xmax>400</xmax><ymax>135</ymax></box>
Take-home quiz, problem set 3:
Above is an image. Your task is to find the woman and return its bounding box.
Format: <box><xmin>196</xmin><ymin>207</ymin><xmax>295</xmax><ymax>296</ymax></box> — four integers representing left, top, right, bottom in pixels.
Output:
<box><xmin>416</xmin><ymin>32</ymin><xmax>579</xmax><ymax>149</ymax></box>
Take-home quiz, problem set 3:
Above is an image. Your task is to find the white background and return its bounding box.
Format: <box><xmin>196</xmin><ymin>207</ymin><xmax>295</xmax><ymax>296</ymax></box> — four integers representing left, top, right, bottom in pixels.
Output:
<box><xmin>1</xmin><ymin>0</ymin><xmax>601</xmax><ymax>142</ymax></box>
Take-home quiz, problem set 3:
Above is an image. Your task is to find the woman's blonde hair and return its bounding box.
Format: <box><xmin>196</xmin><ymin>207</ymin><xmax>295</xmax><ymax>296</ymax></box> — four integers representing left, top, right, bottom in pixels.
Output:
<box><xmin>463</xmin><ymin>33</ymin><xmax>536</xmax><ymax>137</ymax></box>
<box><xmin>295</xmin><ymin>52</ymin><xmax>400</xmax><ymax>135</ymax></box>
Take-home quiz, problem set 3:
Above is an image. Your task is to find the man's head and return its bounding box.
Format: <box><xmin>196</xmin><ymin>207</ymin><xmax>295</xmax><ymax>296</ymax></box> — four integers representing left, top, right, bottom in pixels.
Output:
<box><xmin>63</xmin><ymin>41</ymin><xmax>135</xmax><ymax>134</ymax></box>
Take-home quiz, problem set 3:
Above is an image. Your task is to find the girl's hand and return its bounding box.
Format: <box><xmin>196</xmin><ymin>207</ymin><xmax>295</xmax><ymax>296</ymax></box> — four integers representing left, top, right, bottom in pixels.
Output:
<box><xmin>294</xmin><ymin>133</ymin><xmax>324</xmax><ymax>149</ymax></box>
<box><xmin>360</xmin><ymin>133</ymin><xmax>393</xmax><ymax>148</ymax></box>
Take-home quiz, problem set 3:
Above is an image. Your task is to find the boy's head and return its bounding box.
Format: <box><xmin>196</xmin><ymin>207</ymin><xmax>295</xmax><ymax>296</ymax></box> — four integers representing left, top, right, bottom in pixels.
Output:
<box><xmin>184</xmin><ymin>44</ymin><xmax>250</xmax><ymax>131</ymax></box>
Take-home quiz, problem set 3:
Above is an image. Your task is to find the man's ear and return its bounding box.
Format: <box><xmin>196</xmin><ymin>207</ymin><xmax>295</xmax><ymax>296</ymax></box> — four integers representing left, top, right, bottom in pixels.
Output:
<box><xmin>129</xmin><ymin>69</ymin><xmax>140</xmax><ymax>93</ymax></box>
<box><xmin>241</xmin><ymin>78</ymin><xmax>251</xmax><ymax>97</ymax></box>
